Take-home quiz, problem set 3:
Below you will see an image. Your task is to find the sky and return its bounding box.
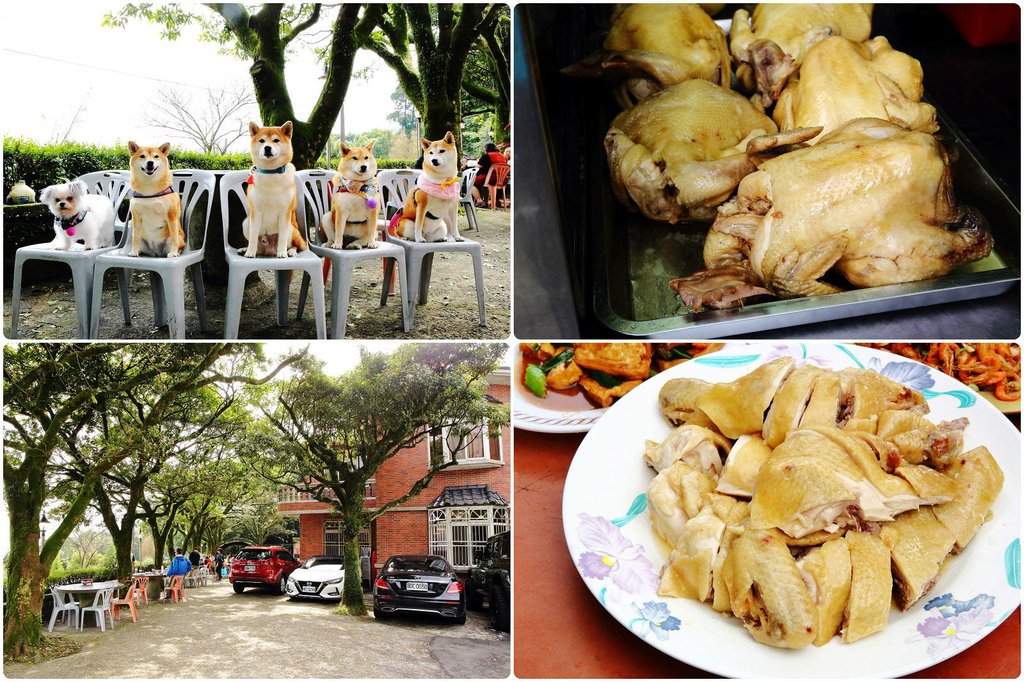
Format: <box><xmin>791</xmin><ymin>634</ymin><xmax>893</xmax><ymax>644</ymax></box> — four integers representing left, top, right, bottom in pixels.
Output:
<box><xmin>1</xmin><ymin>2</ymin><xmax>400</xmax><ymax>152</ymax></box>
<box><xmin>0</xmin><ymin>341</ymin><xmax>512</xmax><ymax>560</ymax></box>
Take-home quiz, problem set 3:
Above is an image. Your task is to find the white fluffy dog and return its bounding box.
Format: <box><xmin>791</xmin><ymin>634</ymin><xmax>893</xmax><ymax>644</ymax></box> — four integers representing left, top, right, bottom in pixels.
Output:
<box><xmin>39</xmin><ymin>180</ymin><xmax>115</xmax><ymax>250</ymax></box>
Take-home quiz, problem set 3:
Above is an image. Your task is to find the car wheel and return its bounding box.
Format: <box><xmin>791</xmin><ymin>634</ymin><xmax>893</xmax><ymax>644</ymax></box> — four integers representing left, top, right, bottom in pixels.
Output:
<box><xmin>454</xmin><ymin>610</ymin><xmax>467</xmax><ymax>625</ymax></box>
<box><xmin>373</xmin><ymin>606</ymin><xmax>389</xmax><ymax>621</ymax></box>
<box><xmin>465</xmin><ymin>579</ymin><xmax>484</xmax><ymax>611</ymax></box>
<box><xmin>489</xmin><ymin>585</ymin><xmax>510</xmax><ymax>632</ymax></box>
<box><xmin>277</xmin><ymin>575</ymin><xmax>287</xmax><ymax>595</ymax></box>
<box><xmin>233</xmin><ymin>584</ymin><xmax>245</xmax><ymax>594</ymax></box>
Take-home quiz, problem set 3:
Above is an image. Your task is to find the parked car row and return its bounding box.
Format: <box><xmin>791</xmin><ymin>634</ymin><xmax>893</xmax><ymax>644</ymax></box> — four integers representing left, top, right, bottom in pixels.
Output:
<box><xmin>228</xmin><ymin>532</ymin><xmax>510</xmax><ymax>632</ymax></box>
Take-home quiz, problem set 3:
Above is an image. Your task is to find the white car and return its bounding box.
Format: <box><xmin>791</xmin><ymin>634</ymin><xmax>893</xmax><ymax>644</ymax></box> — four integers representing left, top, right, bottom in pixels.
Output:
<box><xmin>285</xmin><ymin>556</ymin><xmax>345</xmax><ymax>601</ymax></box>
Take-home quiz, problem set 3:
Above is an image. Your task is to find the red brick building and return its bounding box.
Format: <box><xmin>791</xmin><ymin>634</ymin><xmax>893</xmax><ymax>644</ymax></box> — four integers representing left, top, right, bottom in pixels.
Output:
<box><xmin>278</xmin><ymin>370</ymin><xmax>511</xmax><ymax>575</ymax></box>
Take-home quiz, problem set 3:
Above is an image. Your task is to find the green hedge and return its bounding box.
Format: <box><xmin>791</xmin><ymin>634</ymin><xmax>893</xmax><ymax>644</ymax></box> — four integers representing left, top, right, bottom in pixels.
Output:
<box><xmin>45</xmin><ymin>565</ymin><xmax>119</xmax><ymax>589</ymax></box>
<box><xmin>4</xmin><ymin>138</ymin><xmax>414</xmax><ymax>199</ymax></box>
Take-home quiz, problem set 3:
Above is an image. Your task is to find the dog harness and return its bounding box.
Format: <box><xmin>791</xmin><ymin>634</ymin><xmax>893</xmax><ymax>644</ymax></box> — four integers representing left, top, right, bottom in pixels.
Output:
<box><xmin>333</xmin><ymin>177</ymin><xmax>378</xmax><ymax>209</ymax></box>
<box><xmin>132</xmin><ymin>186</ymin><xmax>175</xmax><ymax>199</ymax></box>
<box><xmin>56</xmin><ymin>210</ymin><xmax>89</xmax><ymax>237</ymax></box>
<box><xmin>247</xmin><ymin>165</ymin><xmax>288</xmax><ymax>185</ymax></box>
<box><xmin>415</xmin><ymin>173</ymin><xmax>460</xmax><ymax>201</ymax></box>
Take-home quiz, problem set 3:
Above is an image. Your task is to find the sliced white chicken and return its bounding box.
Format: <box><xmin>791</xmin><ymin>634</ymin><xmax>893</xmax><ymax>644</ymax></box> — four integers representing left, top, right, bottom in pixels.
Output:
<box><xmin>697</xmin><ymin>358</ymin><xmax>795</xmax><ymax>439</ymax></box>
<box><xmin>646</xmin><ymin>460</ymin><xmax>715</xmax><ymax>545</ymax></box>
<box><xmin>644</xmin><ymin>424</ymin><xmax>732</xmax><ymax>477</ymax></box>
<box><xmin>716</xmin><ymin>434</ymin><xmax>772</xmax><ymax>497</ymax></box>
<box><xmin>797</xmin><ymin>536</ymin><xmax>852</xmax><ymax>647</ymax></box>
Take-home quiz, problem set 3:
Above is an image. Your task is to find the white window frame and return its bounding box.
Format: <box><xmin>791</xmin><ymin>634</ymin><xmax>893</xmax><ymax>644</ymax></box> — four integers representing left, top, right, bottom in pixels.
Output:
<box><xmin>364</xmin><ymin>479</ymin><xmax>376</xmax><ymax>500</ymax></box>
<box><xmin>427</xmin><ymin>505</ymin><xmax>510</xmax><ymax>570</ymax></box>
<box><xmin>427</xmin><ymin>419</ymin><xmax>503</xmax><ymax>467</ymax></box>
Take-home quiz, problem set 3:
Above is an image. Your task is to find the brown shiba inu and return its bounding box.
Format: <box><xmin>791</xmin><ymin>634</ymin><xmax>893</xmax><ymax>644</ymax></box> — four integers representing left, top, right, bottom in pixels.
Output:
<box><xmin>392</xmin><ymin>132</ymin><xmax>463</xmax><ymax>243</ymax></box>
<box><xmin>127</xmin><ymin>142</ymin><xmax>185</xmax><ymax>257</ymax></box>
<box><xmin>321</xmin><ymin>140</ymin><xmax>380</xmax><ymax>250</ymax></box>
<box><xmin>242</xmin><ymin>121</ymin><xmax>307</xmax><ymax>258</ymax></box>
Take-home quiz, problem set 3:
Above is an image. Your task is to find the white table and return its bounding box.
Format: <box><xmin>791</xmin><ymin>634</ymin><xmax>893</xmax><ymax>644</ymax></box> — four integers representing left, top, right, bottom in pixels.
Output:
<box><xmin>55</xmin><ymin>581</ymin><xmax>122</xmax><ymax>628</ymax></box>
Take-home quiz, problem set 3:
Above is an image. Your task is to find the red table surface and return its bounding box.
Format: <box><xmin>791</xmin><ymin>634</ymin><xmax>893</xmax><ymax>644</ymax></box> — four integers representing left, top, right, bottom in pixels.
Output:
<box><xmin>513</xmin><ymin>429</ymin><xmax>1021</xmax><ymax>679</ymax></box>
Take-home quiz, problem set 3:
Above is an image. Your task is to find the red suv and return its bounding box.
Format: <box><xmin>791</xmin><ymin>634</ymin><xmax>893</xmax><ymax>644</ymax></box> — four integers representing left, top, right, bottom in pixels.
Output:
<box><xmin>229</xmin><ymin>546</ymin><xmax>301</xmax><ymax>595</ymax></box>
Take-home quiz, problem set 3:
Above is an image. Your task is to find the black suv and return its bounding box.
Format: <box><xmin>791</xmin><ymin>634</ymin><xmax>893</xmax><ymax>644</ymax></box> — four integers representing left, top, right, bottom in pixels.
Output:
<box><xmin>465</xmin><ymin>531</ymin><xmax>510</xmax><ymax>632</ymax></box>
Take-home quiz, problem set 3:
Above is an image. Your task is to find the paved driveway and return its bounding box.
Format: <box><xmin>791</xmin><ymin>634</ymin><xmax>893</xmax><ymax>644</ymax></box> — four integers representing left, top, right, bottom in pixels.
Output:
<box><xmin>5</xmin><ymin>580</ymin><xmax>508</xmax><ymax>678</ymax></box>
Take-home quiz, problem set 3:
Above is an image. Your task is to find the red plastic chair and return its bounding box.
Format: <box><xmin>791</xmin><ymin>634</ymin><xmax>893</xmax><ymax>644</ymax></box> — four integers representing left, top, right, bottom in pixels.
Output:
<box><xmin>483</xmin><ymin>164</ymin><xmax>511</xmax><ymax>211</ymax></box>
<box><xmin>112</xmin><ymin>583</ymin><xmax>139</xmax><ymax>623</ymax></box>
<box><xmin>162</xmin><ymin>575</ymin><xmax>186</xmax><ymax>603</ymax></box>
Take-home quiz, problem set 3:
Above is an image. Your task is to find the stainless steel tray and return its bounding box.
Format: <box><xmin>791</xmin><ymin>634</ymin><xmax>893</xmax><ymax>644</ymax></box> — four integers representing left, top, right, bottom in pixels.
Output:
<box><xmin>522</xmin><ymin>5</ymin><xmax>1021</xmax><ymax>338</ymax></box>
<box><xmin>590</xmin><ymin>105</ymin><xmax>1020</xmax><ymax>338</ymax></box>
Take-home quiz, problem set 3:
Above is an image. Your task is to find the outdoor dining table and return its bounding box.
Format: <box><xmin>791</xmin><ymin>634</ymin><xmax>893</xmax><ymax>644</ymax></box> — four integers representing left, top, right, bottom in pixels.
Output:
<box><xmin>54</xmin><ymin>581</ymin><xmax>123</xmax><ymax>629</ymax></box>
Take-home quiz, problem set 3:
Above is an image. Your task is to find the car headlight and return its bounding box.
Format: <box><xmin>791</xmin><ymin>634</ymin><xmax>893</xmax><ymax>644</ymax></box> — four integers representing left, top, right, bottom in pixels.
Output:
<box><xmin>287</xmin><ymin>577</ymin><xmax>297</xmax><ymax>585</ymax></box>
<box><xmin>324</xmin><ymin>576</ymin><xmax>343</xmax><ymax>585</ymax></box>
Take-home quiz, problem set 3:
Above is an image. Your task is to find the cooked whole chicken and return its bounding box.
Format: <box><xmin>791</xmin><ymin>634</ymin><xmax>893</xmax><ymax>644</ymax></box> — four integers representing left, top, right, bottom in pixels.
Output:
<box><xmin>731</xmin><ymin>3</ymin><xmax>873</xmax><ymax>106</ymax></box>
<box><xmin>605</xmin><ymin>80</ymin><xmax>822</xmax><ymax>223</ymax></box>
<box><xmin>670</xmin><ymin>118</ymin><xmax>994</xmax><ymax>309</ymax></box>
<box><xmin>563</xmin><ymin>4</ymin><xmax>731</xmax><ymax>109</ymax></box>
<box><xmin>774</xmin><ymin>36</ymin><xmax>938</xmax><ymax>138</ymax></box>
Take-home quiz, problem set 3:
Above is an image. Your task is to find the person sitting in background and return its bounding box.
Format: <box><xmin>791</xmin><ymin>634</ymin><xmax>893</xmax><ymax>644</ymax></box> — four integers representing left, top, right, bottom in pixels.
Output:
<box><xmin>166</xmin><ymin>548</ymin><xmax>192</xmax><ymax>578</ymax></box>
<box><xmin>471</xmin><ymin>142</ymin><xmax>509</xmax><ymax>207</ymax></box>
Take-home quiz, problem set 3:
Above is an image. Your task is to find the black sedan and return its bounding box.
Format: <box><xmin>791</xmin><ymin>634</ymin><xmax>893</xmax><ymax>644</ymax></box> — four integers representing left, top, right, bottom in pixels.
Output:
<box><xmin>372</xmin><ymin>555</ymin><xmax>466</xmax><ymax>624</ymax></box>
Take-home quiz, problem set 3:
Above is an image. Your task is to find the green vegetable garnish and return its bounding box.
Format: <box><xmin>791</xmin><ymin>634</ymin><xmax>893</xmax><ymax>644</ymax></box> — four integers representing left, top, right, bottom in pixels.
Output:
<box><xmin>666</xmin><ymin>346</ymin><xmax>693</xmax><ymax>360</ymax></box>
<box><xmin>585</xmin><ymin>369</ymin><xmax>624</xmax><ymax>388</ymax></box>
<box><xmin>539</xmin><ymin>349</ymin><xmax>574</xmax><ymax>373</ymax></box>
<box><xmin>525</xmin><ymin>364</ymin><xmax>547</xmax><ymax>398</ymax></box>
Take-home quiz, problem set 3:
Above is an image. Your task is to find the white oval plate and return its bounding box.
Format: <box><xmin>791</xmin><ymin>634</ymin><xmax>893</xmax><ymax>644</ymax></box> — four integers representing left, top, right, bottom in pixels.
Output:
<box><xmin>562</xmin><ymin>342</ymin><xmax>1021</xmax><ymax>678</ymax></box>
<box><xmin>512</xmin><ymin>377</ymin><xmax>607</xmax><ymax>433</ymax></box>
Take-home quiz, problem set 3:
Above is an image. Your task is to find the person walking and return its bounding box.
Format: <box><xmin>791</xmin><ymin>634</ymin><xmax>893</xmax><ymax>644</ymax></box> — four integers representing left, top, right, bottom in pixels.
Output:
<box><xmin>215</xmin><ymin>548</ymin><xmax>225</xmax><ymax>581</ymax></box>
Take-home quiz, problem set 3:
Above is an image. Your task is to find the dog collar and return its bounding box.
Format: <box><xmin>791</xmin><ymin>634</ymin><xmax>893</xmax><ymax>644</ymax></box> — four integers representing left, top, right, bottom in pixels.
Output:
<box><xmin>333</xmin><ymin>177</ymin><xmax>378</xmax><ymax>209</ymax></box>
<box><xmin>416</xmin><ymin>173</ymin><xmax>461</xmax><ymax>200</ymax></box>
<box><xmin>57</xmin><ymin>210</ymin><xmax>89</xmax><ymax>236</ymax></box>
<box><xmin>132</xmin><ymin>186</ymin><xmax>175</xmax><ymax>199</ymax></box>
<box><xmin>253</xmin><ymin>165</ymin><xmax>288</xmax><ymax>175</ymax></box>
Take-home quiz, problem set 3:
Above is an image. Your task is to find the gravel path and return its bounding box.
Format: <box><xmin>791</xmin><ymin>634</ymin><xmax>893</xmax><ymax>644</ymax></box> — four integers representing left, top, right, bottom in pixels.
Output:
<box><xmin>4</xmin><ymin>209</ymin><xmax>509</xmax><ymax>340</ymax></box>
<box><xmin>4</xmin><ymin>581</ymin><xmax>509</xmax><ymax>679</ymax></box>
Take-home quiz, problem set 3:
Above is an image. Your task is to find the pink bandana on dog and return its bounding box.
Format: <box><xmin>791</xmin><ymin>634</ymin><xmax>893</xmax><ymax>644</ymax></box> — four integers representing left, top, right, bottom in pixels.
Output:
<box><xmin>416</xmin><ymin>173</ymin><xmax>460</xmax><ymax>201</ymax></box>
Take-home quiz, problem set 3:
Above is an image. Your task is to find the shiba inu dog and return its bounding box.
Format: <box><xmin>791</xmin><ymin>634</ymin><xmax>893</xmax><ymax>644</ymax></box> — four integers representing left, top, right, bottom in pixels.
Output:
<box><xmin>242</xmin><ymin>121</ymin><xmax>307</xmax><ymax>258</ymax></box>
<box><xmin>392</xmin><ymin>132</ymin><xmax>463</xmax><ymax>243</ymax></box>
<box><xmin>321</xmin><ymin>140</ymin><xmax>380</xmax><ymax>250</ymax></box>
<box><xmin>127</xmin><ymin>142</ymin><xmax>185</xmax><ymax>257</ymax></box>
<box><xmin>39</xmin><ymin>180</ymin><xmax>115</xmax><ymax>251</ymax></box>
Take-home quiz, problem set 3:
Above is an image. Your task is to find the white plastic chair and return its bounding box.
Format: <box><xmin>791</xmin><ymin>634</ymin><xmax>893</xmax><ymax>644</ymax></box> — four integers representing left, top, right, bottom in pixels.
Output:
<box><xmin>196</xmin><ymin>566</ymin><xmax>209</xmax><ymax>586</ymax></box>
<box><xmin>218</xmin><ymin>170</ymin><xmax>327</xmax><ymax>339</ymax></box>
<box><xmin>9</xmin><ymin>171</ymin><xmax>132</xmax><ymax>338</ymax></box>
<box><xmin>377</xmin><ymin>169</ymin><xmax>420</xmax><ymax>221</ymax></box>
<box><xmin>294</xmin><ymin>169</ymin><xmax>412</xmax><ymax>339</ymax></box>
<box><xmin>89</xmin><ymin>170</ymin><xmax>215</xmax><ymax>339</ymax></box>
<box><xmin>47</xmin><ymin>587</ymin><xmax>80</xmax><ymax>632</ymax></box>
<box><xmin>459</xmin><ymin>168</ymin><xmax>480</xmax><ymax>233</ymax></box>
<box><xmin>80</xmin><ymin>587</ymin><xmax>116</xmax><ymax>631</ymax></box>
<box><xmin>377</xmin><ymin>170</ymin><xmax>487</xmax><ymax>329</ymax></box>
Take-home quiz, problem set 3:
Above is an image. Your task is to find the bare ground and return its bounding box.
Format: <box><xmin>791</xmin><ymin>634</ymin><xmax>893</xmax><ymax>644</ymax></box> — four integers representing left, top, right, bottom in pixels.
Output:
<box><xmin>3</xmin><ymin>580</ymin><xmax>509</xmax><ymax>679</ymax></box>
<box><xmin>4</xmin><ymin>210</ymin><xmax>509</xmax><ymax>340</ymax></box>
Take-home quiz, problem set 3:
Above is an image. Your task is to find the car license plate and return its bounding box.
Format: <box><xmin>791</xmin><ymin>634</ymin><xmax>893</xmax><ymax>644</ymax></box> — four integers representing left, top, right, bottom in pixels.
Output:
<box><xmin>406</xmin><ymin>581</ymin><xmax>429</xmax><ymax>591</ymax></box>
<box><xmin>301</xmin><ymin>585</ymin><xmax>316</xmax><ymax>593</ymax></box>
<box><xmin>245</xmin><ymin>564</ymin><xmax>255</xmax><ymax>572</ymax></box>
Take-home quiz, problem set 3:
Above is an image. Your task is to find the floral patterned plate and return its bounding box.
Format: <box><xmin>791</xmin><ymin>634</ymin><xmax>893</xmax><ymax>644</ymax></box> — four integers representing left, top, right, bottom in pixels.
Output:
<box><xmin>563</xmin><ymin>342</ymin><xmax>1021</xmax><ymax>678</ymax></box>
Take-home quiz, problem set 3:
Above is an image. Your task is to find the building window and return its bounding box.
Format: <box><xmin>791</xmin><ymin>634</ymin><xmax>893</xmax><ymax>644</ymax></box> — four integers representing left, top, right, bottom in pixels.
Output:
<box><xmin>324</xmin><ymin>520</ymin><xmax>343</xmax><ymax>557</ymax></box>
<box><xmin>364</xmin><ymin>479</ymin><xmax>376</xmax><ymax>500</ymax></box>
<box><xmin>428</xmin><ymin>420</ymin><xmax>503</xmax><ymax>466</ymax></box>
<box><xmin>325</xmin><ymin>520</ymin><xmax>370</xmax><ymax>557</ymax></box>
<box><xmin>428</xmin><ymin>506</ymin><xmax>510</xmax><ymax>569</ymax></box>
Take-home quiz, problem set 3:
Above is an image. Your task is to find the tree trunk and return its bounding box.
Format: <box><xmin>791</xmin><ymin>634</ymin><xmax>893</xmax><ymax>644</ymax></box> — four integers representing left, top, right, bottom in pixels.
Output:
<box><xmin>341</xmin><ymin>532</ymin><xmax>366</xmax><ymax>615</ymax></box>
<box><xmin>111</xmin><ymin>528</ymin><xmax>134</xmax><ymax>582</ymax></box>
<box><xmin>3</xmin><ymin>513</ymin><xmax>44</xmax><ymax>658</ymax></box>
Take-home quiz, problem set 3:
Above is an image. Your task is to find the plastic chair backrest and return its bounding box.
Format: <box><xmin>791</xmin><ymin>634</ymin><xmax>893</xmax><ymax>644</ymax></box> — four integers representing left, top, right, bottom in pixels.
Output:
<box><xmin>218</xmin><ymin>170</ymin><xmax>254</xmax><ymax>253</ymax></box>
<box><xmin>484</xmin><ymin>163</ymin><xmax>511</xmax><ymax>188</ymax></box>
<box><xmin>50</xmin><ymin>586</ymin><xmax>69</xmax><ymax>608</ymax></box>
<box><xmin>376</xmin><ymin>169</ymin><xmax>420</xmax><ymax>217</ymax></box>
<box><xmin>460</xmin><ymin>168</ymin><xmax>479</xmax><ymax>201</ymax></box>
<box><xmin>121</xmin><ymin>170</ymin><xmax>216</xmax><ymax>252</ymax></box>
<box><xmin>75</xmin><ymin>171</ymin><xmax>132</xmax><ymax>242</ymax></box>
<box><xmin>295</xmin><ymin>169</ymin><xmax>333</xmax><ymax>246</ymax></box>
<box><xmin>118</xmin><ymin>582</ymin><xmax>135</xmax><ymax>602</ymax></box>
